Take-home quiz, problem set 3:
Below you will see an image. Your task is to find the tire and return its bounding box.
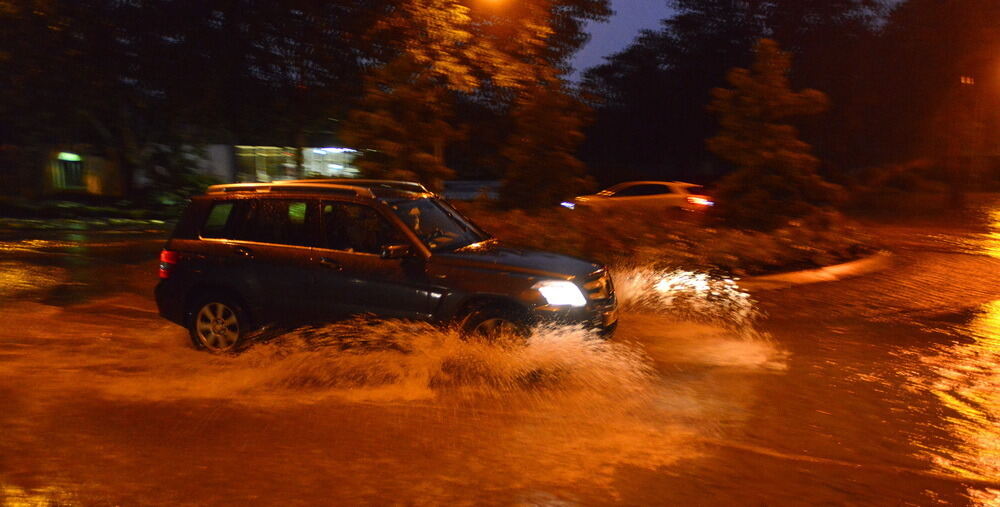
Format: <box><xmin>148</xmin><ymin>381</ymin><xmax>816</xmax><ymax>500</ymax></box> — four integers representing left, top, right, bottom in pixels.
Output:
<box><xmin>461</xmin><ymin>306</ymin><xmax>531</xmax><ymax>342</ymax></box>
<box><xmin>188</xmin><ymin>294</ymin><xmax>250</xmax><ymax>352</ymax></box>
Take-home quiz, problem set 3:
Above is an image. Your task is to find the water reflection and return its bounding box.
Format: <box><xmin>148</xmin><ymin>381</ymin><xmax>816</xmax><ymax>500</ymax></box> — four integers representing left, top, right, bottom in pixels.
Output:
<box><xmin>0</xmin><ymin>484</ymin><xmax>76</xmax><ymax>506</ymax></box>
<box><xmin>915</xmin><ymin>299</ymin><xmax>1000</xmax><ymax>502</ymax></box>
<box><xmin>984</xmin><ymin>209</ymin><xmax>1000</xmax><ymax>259</ymax></box>
<box><xmin>0</xmin><ymin>262</ymin><xmax>66</xmax><ymax>299</ymax></box>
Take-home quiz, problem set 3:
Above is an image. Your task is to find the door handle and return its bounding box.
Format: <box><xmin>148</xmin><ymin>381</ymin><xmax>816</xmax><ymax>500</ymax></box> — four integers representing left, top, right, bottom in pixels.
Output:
<box><xmin>234</xmin><ymin>246</ymin><xmax>254</xmax><ymax>259</ymax></box>
<box><xmin>319</xmin><ymin>257</ymin><xmax>342</xmax><ymax>271</ymax></box>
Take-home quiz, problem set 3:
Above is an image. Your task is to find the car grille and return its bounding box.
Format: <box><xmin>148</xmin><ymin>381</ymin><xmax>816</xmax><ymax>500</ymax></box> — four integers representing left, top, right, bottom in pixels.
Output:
<box><xmin>582</xmin><ymin>269</ymin><xmax>614</xmax><ymax>302</ymax></box>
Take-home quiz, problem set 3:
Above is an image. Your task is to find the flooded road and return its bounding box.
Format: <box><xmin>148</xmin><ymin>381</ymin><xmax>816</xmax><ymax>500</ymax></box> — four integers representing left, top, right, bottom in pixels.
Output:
<box><xmin>0</xmin><ymin>202</ymin><xmax>998</xmax><ymax>505</ymax></box>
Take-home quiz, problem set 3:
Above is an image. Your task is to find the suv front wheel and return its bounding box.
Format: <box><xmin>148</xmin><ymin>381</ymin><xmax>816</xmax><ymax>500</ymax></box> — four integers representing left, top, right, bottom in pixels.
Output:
<box><xmin>461</xmin><ymin>306</ymin><xmax>531</xmax><ymax>342</ymax></box>
<box><xmin>188</xmin><ymin>294</ymin><xmax>249</xmax><ymax>352</ymax></box>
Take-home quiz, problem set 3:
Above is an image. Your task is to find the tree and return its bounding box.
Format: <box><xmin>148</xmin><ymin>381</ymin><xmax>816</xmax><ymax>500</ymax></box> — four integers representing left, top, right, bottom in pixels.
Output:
<box><xmin>501</xmin><ymin>76</ymin><xmax>592</xmax><ymax>207</ymax></box>
<box><xmin>343</xmin><ymin>0</ymin><xmax>609</xmax><ymax>190</ymax></box>
<box><xmin>341</xmin><ymin>56</ymin><xmax>461</xmax><ymax>189</ymax></box>
<box><xmin>707</xmin><ymin>38</ymin><xmax>837</xmax><ymax>229</ymax></box>
<box><xmin>0</xmin><ymin>1</ymin><xmax>376</xmax><ymax>195</ymax></box>
<box><xmin>0</xmin><ymin>0</ymin><xmax>611</xmax><ymax>197</ymax></box>
<box><xmin>871</xmin><ymin>0</ymin><xmax>1000</xmax><ymax>180</ymax></box>
<box><xmin>0</xmin><ymin>0</ymin><xmax>156</xmax><ymax>195</ymax></box>
<box><xmin>580</xmin><ymin>0</ymin><xmax>887</xmax><ymax>184</ymax></box>
<box><xmin>581</xmin><ymin>0</ymin><xmax>767</xmax><ymax>182</ymax></box>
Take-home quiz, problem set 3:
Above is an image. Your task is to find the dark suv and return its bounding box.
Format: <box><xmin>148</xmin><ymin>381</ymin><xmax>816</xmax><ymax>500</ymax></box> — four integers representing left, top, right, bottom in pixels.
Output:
<box><xmin>155</xmin><ymin>179</ymin><xmax>617</xmax><ymax>351</ymax></box>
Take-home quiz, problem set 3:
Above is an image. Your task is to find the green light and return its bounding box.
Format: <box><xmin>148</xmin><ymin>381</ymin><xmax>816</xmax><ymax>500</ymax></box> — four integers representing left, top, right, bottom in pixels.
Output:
<box><xmin>57</xmin><ymin>152</ymin><xmax>82</xmax><ymax>162</ymax></box>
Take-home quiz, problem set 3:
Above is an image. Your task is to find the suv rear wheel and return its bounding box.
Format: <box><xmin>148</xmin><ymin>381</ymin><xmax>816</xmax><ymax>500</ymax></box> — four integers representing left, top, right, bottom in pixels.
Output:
<box><xmin>189</xmin><ymin>295</ymin><xmax>249</xmax><ymax>352</ymax></box>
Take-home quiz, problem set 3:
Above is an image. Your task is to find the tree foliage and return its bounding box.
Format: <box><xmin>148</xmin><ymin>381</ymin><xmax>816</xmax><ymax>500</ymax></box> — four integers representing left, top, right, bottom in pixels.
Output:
<box><xmin>341</xmin><ymin>56</ymin><xmax>461</xmax><ymax>189</ymax></box>
<box><xmin>343</xmin><ymin>0</ymin><xmax>609</xmax><ymax>192</ymax></box>
<box><xmin>0</xmin><ymin>0</ymin><xmax>375</xmax><ymax>193</ymax></box>
<box><xmin>872</xmin><ymin>0</ymin><xmax>1000</xmax><ymax>166</ymax></box>
<box><xmin>1</xmin><ymin>0</ymin><xmax>612</xmax><ymax>197</ymax></box>
<box><xmin>707</xmin><ymin>39</ymin><xmax>838</xmax><ymax>229</ymax></box>
<box><xmin>501</xmin><ymin>76</ymin><xmax>592</xmax><ymax>208</ymax></box>
<box><xmin>581</xmin><ymin>0</ymin><xmax>886</xmax><ymax>183</ymax></box>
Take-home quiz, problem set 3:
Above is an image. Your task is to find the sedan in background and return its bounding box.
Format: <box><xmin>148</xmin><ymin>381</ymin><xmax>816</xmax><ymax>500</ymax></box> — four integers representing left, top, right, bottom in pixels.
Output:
<box><xmin>564</xmin><ymin>181</ymin><xmax>714</xmax><ymax>212</ymax></box>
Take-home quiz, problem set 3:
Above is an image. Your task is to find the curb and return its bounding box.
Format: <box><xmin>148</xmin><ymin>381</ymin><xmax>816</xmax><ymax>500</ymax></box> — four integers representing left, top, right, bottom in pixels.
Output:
<box><xmin>739</xmin><ymin>250</ymin><xmax>893</xmax><ymax>291</ymax></box>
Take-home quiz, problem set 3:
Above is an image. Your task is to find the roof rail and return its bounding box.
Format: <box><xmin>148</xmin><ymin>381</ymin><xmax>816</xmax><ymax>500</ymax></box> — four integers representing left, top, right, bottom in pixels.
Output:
<box><xmin>205</xmin><ymin>182</ymin><xmax>375</xmax><ymax>198</ymax></box>
<box><xmin>279</xmin><ymin>179</ymin><xmax>431</xmax><ymax>193</ymax></box>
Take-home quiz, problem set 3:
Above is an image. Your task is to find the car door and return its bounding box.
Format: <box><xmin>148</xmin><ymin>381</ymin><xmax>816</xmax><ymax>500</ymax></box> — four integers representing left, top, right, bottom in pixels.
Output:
<box><xmin>189</xmin><ymin>198</ymin><xmax>275</xmax><ymax>317</ymax></box>
<box><xmin>312</xmin><ymin>200</ymin><xmax>435</xmax><ymax>320</ymax></box>
<box><xmin>226</xmin><ymin>197</ymin><xmax>323</xmax><ymax>325</ymax></box>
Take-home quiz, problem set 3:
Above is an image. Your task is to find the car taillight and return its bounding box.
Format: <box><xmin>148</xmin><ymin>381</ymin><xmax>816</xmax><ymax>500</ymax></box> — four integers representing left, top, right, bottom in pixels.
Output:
<box><xmin>686</xmin><ymin>196</ymin><xmax>714</xmax><ymax>206</ymax></box>
<box><xmin>159</xmin><ymin>249</ymin><xmax>179</xmax><ymax>279</ymax></box>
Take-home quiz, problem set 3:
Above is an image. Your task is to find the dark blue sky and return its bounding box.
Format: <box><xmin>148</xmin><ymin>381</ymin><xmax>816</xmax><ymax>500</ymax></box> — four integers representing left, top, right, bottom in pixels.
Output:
<box><xmin>571</xmin><ymin>1</ymin><xmax>676</xmax><ymax>79</ymax></box>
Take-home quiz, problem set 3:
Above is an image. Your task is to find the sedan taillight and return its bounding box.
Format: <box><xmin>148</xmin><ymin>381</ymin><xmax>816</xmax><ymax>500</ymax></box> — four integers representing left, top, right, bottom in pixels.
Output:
<box><xmin>159</xmin><ymin>249</ymin><xmax>179</xmax><ymax>279</ymax></box>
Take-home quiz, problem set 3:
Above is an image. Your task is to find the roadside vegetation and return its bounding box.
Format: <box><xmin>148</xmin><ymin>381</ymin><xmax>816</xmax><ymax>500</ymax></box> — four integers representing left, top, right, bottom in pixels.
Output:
<box><xmin>457</xmin><ymin>39</ymin><xmax>871</xmax><ymax>276</ymax></box>
<box><xmin>458</xmin><ymin>203</ymin><xmax>874</xmax><ymax>277</ymax></box>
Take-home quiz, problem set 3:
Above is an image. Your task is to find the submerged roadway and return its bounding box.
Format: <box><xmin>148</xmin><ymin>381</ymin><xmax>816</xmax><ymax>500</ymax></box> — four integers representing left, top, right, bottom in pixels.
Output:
<box><xmin>0</xmin><ymin>197</ymin><xmax>998</xmax><ymax>505</ymax></box>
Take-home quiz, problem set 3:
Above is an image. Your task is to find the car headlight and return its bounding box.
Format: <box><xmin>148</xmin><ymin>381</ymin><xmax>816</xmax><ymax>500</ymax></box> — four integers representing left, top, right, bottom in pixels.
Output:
<box><xmin>533</xmin><ymin>280</ymin><xmax>587</xmax><ymax>307</ymax></box>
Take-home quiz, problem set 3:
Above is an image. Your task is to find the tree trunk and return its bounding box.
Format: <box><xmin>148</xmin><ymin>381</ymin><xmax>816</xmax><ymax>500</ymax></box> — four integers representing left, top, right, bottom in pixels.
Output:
<box><xmin>294</xmin><ymin>129</ymin><xmax>306</xmax><ymax>179</ymax></box>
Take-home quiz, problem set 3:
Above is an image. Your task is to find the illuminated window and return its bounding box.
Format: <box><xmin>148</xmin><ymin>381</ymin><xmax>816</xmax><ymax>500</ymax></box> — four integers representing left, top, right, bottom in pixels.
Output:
<box><xmin>55</xmin><ymin>152</ymin><xmax>84</xmax><ymax>189</ymax></box>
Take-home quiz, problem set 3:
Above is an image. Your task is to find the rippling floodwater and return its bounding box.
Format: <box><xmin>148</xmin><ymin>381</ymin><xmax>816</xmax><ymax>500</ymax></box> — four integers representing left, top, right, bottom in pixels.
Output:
<box><xmin>1</xmin><ymin>203</ymin><xmax>999</xmax><ymax>505</ymax></box>
<box><xmin>913</xmin><ymin>300</ymin><xmax>1000</xmax><ymax>485</ymax></box>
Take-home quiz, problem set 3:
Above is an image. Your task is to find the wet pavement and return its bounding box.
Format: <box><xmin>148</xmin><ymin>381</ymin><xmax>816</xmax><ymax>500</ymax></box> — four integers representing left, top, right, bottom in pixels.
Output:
<box><xmin>0</xmin><ymin>198</ymin><xmax>998</xmax><ymax>505</ymax></box>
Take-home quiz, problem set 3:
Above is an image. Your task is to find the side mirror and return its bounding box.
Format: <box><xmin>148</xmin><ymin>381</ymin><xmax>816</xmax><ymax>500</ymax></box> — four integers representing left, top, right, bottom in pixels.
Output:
<box><xmin>380</xmin><ymin>243</ymin><xmax>411</xmax><ymax>259</ymax></box>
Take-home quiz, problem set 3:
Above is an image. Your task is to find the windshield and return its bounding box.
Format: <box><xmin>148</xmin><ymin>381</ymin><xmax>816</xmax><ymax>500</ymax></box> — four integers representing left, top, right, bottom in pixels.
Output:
<box><xmin>388</xmin><ymin>198</ymin><xmax>490</xmax><ymax>252</ymax></box>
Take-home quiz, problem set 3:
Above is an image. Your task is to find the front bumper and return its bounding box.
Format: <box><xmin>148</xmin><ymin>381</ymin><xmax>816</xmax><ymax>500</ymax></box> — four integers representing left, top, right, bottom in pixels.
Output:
<box><xmin>531</xmin><ymin>299</ymin><xmax>618</xmax><ymax>337</ymax></box>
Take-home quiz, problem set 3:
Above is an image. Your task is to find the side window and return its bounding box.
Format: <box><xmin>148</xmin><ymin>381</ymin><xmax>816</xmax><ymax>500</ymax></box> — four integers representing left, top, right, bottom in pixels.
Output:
<box><xmin>234</xmin><ymin>199</ymin><xmax>317</xmax><ymax>247</ymax></box>
<box><xmin>613</xmin><ymin>184</ymin><xmax>671</xmax><ymax>197</ymax></box>
<box><xmin>201</xmin><ymin>201</ymin><xmax>235</xmax><ymax>238</ymax></box>
<box><xmin>321</xmin><ymin>202</ymin><xmax>403</xmax><ymax>255</ymax></box>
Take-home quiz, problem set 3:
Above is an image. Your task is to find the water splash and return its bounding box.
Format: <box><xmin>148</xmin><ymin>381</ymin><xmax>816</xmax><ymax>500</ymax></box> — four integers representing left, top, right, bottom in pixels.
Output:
<box><xmin>611</xmin><ymin>264</ymin><xmax>760</xmax><ymax>330</ymax></box>
<box><xmin>0</xmin><ymin>265</ymin><xmax>781</xmax><ymax>500</ymax></box>
<box><xmin>78</xmin><ymin>318</ymin><xmax>657</xmax><ymax>409</ymax></box>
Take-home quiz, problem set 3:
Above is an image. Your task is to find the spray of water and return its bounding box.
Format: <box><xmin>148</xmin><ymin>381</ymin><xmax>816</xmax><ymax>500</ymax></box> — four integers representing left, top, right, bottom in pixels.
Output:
<box><xmin>0</xmin><ymin>262</ymin><xmax>790</xmax><ymax>498</ymax></box>
<box><xmin>76</xmin><ymin>263</ymin><xmax>779</xmax><ymax>405</ymax></box>
<box><xmin>612</xmin><ymin>264</ymin><xmax>761</xmax><ymax>331</ymax></box>
<box><xmin>89</xmin><ymin>318</ymin><xmax>658</xmax><ymax>410</ymax></box>
<box><xmin>0</xmin><ymin>262</ymin><xmax>780</xmax><ymax>409</ymax></box>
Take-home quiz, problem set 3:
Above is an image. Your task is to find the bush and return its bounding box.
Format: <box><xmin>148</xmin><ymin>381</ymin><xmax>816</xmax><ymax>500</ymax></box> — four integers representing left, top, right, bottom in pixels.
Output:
<box><xmin>846</xmin><ymin>159</ymin><xmax>951</xmax><ymax>217</ymax></box>
<box><xmin>140</xmin><ymin>144</ymin><xmax>220</xmax><ymax>216</ymax></box>
<box><xmin>456</xmin><ymin>202</ymin><xmax>874</xmax><ymax>276</ymax></box>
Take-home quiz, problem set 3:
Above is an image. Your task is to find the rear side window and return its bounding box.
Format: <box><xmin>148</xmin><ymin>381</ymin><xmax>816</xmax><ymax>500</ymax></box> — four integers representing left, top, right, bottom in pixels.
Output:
<box><xmin>233</xmin><ymin>199</ymin><xmax>317</xmax><ymax>247</ymax></box>
<box><xmin>201</xmin><ymin>202</ymin><xmax>235</xmax><ymax>238</ymax></box>
<box><xmin>288</xmin><ymin>202</ymin><xmax>307</xmax><ymax>224</ymax></box>
<box><xmin>613</xmin><ymin>184</ymin><xmax>673</xmax><ymax>197</ymax></box>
